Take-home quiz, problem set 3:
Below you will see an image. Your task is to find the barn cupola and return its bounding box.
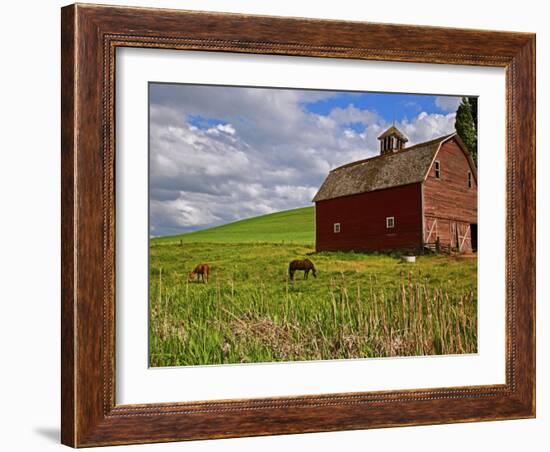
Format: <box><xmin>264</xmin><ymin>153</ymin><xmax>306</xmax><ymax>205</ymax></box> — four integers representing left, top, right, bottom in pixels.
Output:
<box><xmin>377</xmin><ymin>125</ymin><xmax>408</xmax><ymax>155</ymax></box>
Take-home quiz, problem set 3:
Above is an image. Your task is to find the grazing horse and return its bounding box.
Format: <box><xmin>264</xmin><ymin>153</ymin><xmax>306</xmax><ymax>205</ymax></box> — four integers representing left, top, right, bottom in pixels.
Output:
<box><xmin>288</xmin><ymin>259</ymin><xmax>317</xmax><ymax>281</ymax></box>
<box><xmin>188</xmin><ymin>263</ymin><xmax>210</xmax><ymax>283</ymax></box>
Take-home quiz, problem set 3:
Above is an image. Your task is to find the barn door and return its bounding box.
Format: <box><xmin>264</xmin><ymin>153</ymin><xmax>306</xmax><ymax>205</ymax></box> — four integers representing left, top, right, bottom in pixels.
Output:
<box><xmin>457</xmin><ymin>223</ymin><xmax>471</xmax><ymax>252</ymax></box>
<box><xmin>424</xmin><ymin>218</ymin><xmax>437</xmax><ymax>244</ymax></box>
<box><xmin>450</xmin><ymin>222</ymin><xmax>458</xmax><ymax>249</ymax></box>
<box><xmin>450</xmin><ymin>223</ymin><xmax>471</xmax><ymax>252</ymax></box>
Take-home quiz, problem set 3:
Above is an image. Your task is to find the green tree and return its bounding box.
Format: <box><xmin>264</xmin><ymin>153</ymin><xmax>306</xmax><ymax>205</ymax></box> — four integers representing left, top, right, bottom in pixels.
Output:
<box><xmin>468</xmin><ymin>96</ymin><xmax>478</xmax><ymax>130</ymax></box>
<box><xmin>454</xmin><ymin>97</ymin><xmax>478</xmax><ymax>165</ymax></box>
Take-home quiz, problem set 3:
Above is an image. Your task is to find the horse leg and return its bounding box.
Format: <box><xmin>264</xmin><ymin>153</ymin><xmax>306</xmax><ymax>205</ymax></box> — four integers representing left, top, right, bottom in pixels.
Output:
<box><xmin>289</xmin><ymin>269</ymin><xmax>294</xmax><ymax>281</ymax></box>
<box><xmin>304</xmin><ymin>269</ymin><xmax>308</xmax><ymax>280</ymax></box>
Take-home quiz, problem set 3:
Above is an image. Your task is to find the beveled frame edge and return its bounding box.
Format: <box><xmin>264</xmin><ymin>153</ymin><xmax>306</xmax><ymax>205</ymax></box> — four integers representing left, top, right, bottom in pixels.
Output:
<box><xmin>61</xmin><ymin>3</ymin><xmax>536</xmax><ymax>447</ymax></box>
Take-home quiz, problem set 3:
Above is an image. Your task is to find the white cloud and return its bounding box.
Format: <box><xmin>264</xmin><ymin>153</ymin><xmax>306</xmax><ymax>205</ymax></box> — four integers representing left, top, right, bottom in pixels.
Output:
<box><xmin>435</xmin><ymin>96</ymin><xmax>462</xmax><ymax>112</ymax></box>
<box><xmin>216</xmin><ymin>123</ymin><xmax>236</xmax><ymax>135</ymax></box>
<box><xmin>206</xmin><ymin>123</ymin><xmax>236</xmax><ymax>136</ymax></box>
<box><xmin>149</xmin><ymin>197</ymin><xmax>221</xmax><ymax>233</ymax></box>
<box><xmin>149</xmin><ymin>85</ymin><xmax>458</xmax><ymax>236</ymax></box>
<box><xmin>328</xmin><ymin>104</ymin><xmax>379</xmax><ymax>125</ymax></box>
<box><xmin>399</xmin><ymin>111</ymin><xmax>456</xmax><ymax>146</ymax></box>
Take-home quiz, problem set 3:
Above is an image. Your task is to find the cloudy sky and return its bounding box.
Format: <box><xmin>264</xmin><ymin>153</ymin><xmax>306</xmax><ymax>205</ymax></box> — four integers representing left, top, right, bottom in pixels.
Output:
<box><xmin>149</xmin><ymin>83</ymin><xmax>461</xmax><ymax>237</ymax></box>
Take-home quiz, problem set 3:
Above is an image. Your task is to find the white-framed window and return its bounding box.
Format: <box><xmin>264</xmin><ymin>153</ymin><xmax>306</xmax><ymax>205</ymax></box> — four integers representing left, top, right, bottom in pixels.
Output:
<box><xmin>333</xmin><ymin>223</ymin><xmax>341</xmax><ymax>233</ymax></box>
<box><xmin>468</xmin><ymin>171</ymin><xmax>472</xmax><ymax>188</ymax></box>
<box><xmin>386</xmin><ymin>217</ymin><xmax>395</xmax><ymax>229</ymax></box>
<box><xmin>434</xmin><ymin>160</ymin><xmax>441</xmax><ymax>178</ymax></box>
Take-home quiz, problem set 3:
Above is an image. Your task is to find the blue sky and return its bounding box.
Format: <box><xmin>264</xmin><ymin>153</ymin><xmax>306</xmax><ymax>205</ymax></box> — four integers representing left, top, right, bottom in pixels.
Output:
<box><xmin>303</xmin><ymin>92</ymin><xmax>456</xmax><ymax>122</ymax></box>
<box><xmin>149</xmin><ymin>84</ymin><xmax>462</xmax><ymax>236</ymax></box>
<box><xmin>186</xmin><ymin>91</ymin><xmax>460</xmax><ymax>133</ymax></box>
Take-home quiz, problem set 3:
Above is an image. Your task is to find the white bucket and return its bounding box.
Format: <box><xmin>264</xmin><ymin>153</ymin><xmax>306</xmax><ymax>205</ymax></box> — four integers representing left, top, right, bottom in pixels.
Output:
<box><xmin>402</xmin><ymin>255</ymin><xmax>416</xmax><ymax>263</ymax></box>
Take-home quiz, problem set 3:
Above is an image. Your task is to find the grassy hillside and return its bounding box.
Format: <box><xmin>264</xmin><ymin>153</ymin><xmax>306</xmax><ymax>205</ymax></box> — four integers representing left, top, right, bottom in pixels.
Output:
<box><xmin>153</xmin><ymin>206</ymin><xmax>314</xmax><ymax>245</ymax></box>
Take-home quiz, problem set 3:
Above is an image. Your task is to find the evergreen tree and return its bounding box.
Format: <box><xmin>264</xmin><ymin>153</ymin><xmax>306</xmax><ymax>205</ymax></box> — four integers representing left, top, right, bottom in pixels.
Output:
<box><xmin>468</xmin><ymin>96</ymin><xmax>478</xmax><ymax>130</ymax></box>
<box><xmin>454</xmin><ymin>97</ymin><xmax>478</xmax><ymax>165</ymax></box>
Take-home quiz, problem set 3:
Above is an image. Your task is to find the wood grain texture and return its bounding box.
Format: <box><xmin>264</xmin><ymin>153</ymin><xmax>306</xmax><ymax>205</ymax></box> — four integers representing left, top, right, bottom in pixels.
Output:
<box><xmin>60</xmin><ymin>3</ymin><xmax>536</xmax><ymax>447</ymax></box>
<box><xmin>60</xmin><ymin>5</ymin><xmax>76</xmax><ymax>446</ymax></box>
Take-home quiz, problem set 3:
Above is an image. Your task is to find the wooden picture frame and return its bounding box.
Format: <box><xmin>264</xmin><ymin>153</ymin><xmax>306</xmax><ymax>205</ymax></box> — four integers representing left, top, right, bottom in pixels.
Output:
<box><xmin>61</xmin><ymin>3</ymin><xmax>535</xmax><ymax>447</ymax></box>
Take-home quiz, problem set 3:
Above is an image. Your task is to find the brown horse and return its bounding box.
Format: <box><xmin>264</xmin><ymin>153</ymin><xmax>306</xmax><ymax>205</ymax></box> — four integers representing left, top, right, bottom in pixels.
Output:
<box><xmin>288</xmin><ymin>259</ymin><xmax>317</xmax><ymax>281</ymax></box>
<box><xmin>188</xmin><ymin>263</ymin><xmax>210</xmax><ymax>283</ymax></box>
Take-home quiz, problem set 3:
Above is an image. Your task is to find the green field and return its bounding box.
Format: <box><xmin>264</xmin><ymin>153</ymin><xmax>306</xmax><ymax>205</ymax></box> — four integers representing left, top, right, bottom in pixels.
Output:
<box><xmin>150</xmin><ymin>208</ymin><xmax>477</xmax><ymax>367</ymax></box>
<box><xmin>154</xmin><ymin>206</ymin><xmax>314</xmax><ymax>245</ymax></box>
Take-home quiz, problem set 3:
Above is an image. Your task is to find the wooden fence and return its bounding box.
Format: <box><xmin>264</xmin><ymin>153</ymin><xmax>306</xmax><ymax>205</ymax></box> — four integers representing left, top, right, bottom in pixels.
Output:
<box><xmin>424</xmin><ymin>239</ymin><xmax>452</xmax><ymax>254</ymax></box>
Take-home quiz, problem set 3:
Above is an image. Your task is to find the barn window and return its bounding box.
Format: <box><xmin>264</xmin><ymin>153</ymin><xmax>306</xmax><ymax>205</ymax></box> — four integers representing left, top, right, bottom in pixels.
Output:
<box><xmin>468</xmin><ymin>171</ymin><xmax>472</xmax><ymax>188</ymax></box>
<box><xmin>434</xmin><ymin>160</ymin><xmax>441</xmax><ymax>178</ymax></box>
<box><xmin>386</xmin><ymin>217</ymin><xmax>395</xmax><ymax>229</ymax></box>
<box><xmin>333</xmin><ymin>223</ymin><xmax>341</xmax><ymax>233</ymax></box>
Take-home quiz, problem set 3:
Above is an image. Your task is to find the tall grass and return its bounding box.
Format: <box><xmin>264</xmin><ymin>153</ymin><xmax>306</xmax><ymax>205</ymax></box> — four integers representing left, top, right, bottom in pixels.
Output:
<box><xmin>149</xmin><ymin>242</ymin><xmax>477</xmax><ymax>367</ymax></box>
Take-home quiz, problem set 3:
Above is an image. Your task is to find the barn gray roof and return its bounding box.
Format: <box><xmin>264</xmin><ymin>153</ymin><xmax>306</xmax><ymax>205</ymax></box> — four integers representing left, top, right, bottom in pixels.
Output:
<box><xmin>313</xmin><ymin>133</ymin><xmax>456</xmax><ymax>202</ymax></box>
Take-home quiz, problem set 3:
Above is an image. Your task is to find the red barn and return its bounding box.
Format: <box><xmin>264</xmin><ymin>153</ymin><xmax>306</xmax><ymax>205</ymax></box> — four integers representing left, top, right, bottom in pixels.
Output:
<box><xmin>313</xmin><ymin>126</ymin><xmax>477</xmax><ymax>253</ymax></box>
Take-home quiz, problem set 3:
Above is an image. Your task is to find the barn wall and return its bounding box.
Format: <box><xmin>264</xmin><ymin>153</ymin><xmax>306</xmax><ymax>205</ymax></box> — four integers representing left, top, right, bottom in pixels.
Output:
<box><xmin>423</xmin><ymin>138</ymin><xmax>477</xmax><ymax>252</ymax></box>
<box><xmin>315</xmin><ymin>183</ymin><xmax>423</xmax><ymax>252</ymax></box>
<box><xmin>423</xmin><ymin>138</ymin><xmax>478</xmax><ymax>224</ymax></box>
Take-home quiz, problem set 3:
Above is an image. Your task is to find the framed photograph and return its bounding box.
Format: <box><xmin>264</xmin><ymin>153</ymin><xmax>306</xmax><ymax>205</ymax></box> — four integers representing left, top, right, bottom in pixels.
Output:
<box><xmin>61</xmin><ymin>3</ymin><xmax>536</xmax><ymax>447</ymax></box>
